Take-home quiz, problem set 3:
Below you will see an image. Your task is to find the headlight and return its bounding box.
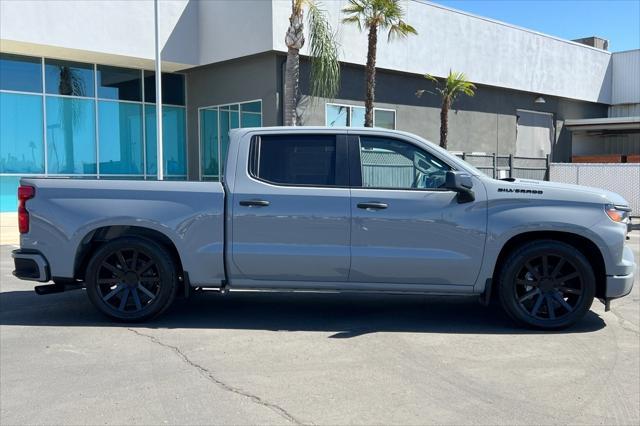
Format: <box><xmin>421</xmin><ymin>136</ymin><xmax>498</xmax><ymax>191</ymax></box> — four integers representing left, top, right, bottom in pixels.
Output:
<box><xmin>605</xmin><ymin>204</ymin><xmax>631</xmax><ymax>223</ymax></box>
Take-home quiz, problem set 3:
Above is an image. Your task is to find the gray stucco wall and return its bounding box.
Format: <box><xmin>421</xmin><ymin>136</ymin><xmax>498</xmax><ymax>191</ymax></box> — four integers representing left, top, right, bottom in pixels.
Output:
<box><xmin>184</xmin><ymin>53</ymin><xmax>609</xmax><ymax>179</ymax></box>
<box><xmin>296</xmin><ymin>59</ymin><xmax>608</xmax><ymax>162</ymax></box>
<box><xmin>184</xmin><ymin>53</ymin><xmax>281</xmax><ymax>179</ymax></box>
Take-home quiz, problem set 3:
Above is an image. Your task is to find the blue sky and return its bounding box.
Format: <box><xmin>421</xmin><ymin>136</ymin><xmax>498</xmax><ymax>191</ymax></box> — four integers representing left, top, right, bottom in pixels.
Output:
<box><xmin>431</xmin><ymin>0</ymin><xmax>640</xmax><ymax>52</ymax></box>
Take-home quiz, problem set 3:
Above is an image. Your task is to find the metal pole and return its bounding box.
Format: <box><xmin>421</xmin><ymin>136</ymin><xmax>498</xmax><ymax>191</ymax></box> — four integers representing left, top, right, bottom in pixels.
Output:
<box><xmin>154</xmin><ymin>0</ymin><xmax>164</xmax><ymax>180</ymax></box>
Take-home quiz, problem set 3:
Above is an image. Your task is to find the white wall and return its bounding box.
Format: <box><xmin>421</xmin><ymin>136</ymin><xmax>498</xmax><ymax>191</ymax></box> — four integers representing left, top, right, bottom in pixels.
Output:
<box><xmin>1</xmin><ymin>0</ymin><xmax>618</xmax><ymax>104</ymax></box>
<box><xmin>272</xmin><ymin>0</ymin><xmax>613</xmax><ymax>103</ymax></box>
<box><xmin>198</xmin><ymin>0</ymin><xmax>274</xmax><ymax>65</ymax></box>
<box><xmin>611</xmin><ymin>50</ymin><xmax>640</xmax><ymax>105</ymax></box>
<box><xmin>0</xmin><ymin>0</ymin><xmax>198</xmax><ymax>71</ymax></box>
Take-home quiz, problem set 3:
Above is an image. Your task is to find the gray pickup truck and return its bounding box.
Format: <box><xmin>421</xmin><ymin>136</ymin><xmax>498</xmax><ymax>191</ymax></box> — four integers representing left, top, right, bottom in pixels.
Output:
<box><xmin>13</xmin><ymin>127</ymin><xmax>635</xmax><ymax>329</ymax></box>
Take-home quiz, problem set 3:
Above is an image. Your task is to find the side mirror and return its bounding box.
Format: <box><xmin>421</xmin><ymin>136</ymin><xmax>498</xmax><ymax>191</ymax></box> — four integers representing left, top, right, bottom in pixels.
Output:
<box><xmin>444</xmin><ymin>171</ymin><xmax>475</xmax><ymax>203</ymax></box>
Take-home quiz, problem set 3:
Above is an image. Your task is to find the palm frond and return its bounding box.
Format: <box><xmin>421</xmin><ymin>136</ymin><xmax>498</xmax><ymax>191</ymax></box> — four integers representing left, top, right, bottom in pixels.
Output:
<box><xmin>308</xmin><ymin>1</ymin><xmax>341</xmax><ymax>100</ymax></box>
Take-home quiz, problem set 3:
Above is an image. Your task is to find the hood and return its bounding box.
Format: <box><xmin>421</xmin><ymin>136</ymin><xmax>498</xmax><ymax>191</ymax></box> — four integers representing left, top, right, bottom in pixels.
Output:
<box><xmin>491</xmin><ymin>178</ymin><xmax>630</xmax><ymax>206</ymax></box>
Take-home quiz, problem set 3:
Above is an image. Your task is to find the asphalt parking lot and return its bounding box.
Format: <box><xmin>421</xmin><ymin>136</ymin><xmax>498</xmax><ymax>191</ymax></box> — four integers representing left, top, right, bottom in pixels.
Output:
<box><xmin>1</xmin><ymin>234</ymin><xmax>639</xmax><ymax>425</ymax></box>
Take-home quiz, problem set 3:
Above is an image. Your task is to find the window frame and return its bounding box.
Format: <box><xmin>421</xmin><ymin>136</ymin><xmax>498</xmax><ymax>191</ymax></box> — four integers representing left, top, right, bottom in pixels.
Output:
<box><xmin>348</xmin><ymin>135</ymin><xmax>457</xmax><ymax>192</ymax></box>
<box><xmin>325</xmin><ymin>103</ymin><xmax>397</xmax><ymax>129</ymax></box>
<box><xmin>247</xmin><ymin>134</ymin><xmax>350</xmax><ymax>189</ymax></box>
<box><xmin>198</xmin><ymin>99</ymin><xmax>263</xmax><ymax>181</ymax></box>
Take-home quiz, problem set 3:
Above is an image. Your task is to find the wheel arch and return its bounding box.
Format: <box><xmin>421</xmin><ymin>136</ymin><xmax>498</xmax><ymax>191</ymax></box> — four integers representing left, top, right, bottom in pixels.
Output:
<box><xmin>74</xmin><ymin>225</ymin><xmax>185</xmax><ymax>282</ymax></box>
<box><xmin>491</xmin><ymin>231</ymin><xmax>607</xmax><ymax>300</ymax></box>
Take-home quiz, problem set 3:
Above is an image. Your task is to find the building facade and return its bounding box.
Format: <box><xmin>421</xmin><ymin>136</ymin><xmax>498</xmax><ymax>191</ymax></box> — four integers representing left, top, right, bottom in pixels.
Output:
<box><xmin>1</xmin><ymin>0</ymin><xmax>638</xmax><ymax>211</ymax></box>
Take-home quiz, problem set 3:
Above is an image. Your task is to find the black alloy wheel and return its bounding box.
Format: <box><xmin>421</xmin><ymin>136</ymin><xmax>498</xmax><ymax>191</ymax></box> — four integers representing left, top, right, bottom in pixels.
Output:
<box><xmin>85</xmin><ymin>237</ymin><xmax>178</xmax><ymax>321</ymax></box>
<box><xmin>498</xmin><ymin>240</ymin><xmax>595</xmax><ymax>329</ymax></box>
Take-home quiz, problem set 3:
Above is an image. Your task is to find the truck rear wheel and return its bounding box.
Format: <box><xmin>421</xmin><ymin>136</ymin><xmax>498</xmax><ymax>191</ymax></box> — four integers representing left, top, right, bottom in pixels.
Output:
<box><xmin>498</xmin><ymin>240</ymin><xmax>595</xmax><ymax>330</ymax></box>
<box><xmin>85</xmin><ymin>237</ymin><xmax>178</xmax><ymax>322</ymax></box>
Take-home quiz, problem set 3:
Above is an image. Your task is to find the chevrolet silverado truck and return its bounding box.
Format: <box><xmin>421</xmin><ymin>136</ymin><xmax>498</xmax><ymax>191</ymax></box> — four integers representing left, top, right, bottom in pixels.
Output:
<box><xmin>12</xmin><ymin>127</ymin><xmax>636</xmax><ymax>329</ymax></box>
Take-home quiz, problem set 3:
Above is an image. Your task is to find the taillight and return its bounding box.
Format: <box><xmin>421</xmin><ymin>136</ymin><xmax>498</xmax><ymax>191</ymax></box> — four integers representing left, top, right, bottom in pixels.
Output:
<box><xmin>18</xmin><ymin>185</ymin><xmax>35</xmax><ymax>234</ymax></box>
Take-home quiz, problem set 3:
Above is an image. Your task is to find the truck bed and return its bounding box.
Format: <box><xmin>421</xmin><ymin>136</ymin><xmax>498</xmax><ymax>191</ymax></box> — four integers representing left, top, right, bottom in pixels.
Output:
<box><xmin>19</xmin><ymin>178</ymin><xmax>225</xmax><ymax>286</ymax></box>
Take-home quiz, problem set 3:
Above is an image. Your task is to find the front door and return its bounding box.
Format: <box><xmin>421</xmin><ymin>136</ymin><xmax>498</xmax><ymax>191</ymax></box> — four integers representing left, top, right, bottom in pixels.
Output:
<box><xmin>349</xmin><ymin>135</ymin><xmax>487</xmax><ymax>287</ymax></box>
<box><xmin>230</xmin><ymin>133</ymin><xmax>351</xmax><ymax>284</ymax></box>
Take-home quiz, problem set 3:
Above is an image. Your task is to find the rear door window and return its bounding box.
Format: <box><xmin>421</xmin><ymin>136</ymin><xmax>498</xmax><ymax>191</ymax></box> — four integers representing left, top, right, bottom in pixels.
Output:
<box><xmin>250</xmin><ymin>135</ymin><xmax>346</xmax><ymax>186</ymax></box>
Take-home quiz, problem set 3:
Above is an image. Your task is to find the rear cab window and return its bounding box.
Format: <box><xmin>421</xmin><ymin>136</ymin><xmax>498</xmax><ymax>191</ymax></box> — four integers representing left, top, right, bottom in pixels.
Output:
<box><xmin>249</xmin><ymin>134</ymin><xmax>348</xmax><ymax>187</ymax></box>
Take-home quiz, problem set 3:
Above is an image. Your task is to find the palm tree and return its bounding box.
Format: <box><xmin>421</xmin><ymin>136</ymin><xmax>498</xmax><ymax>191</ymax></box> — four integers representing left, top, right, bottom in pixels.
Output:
<box><xmin>284</xmin><ymin>0</ymin><xmax>341</xmax><ymax>126</ymax></box>
<box><xmin>416</xmin><ymin>71</ymin><xmax>476</xmax><ymax>150</ymax></box>
<box><xmin>342</xmin><ymin>0</ymin><xmax>416</xmax><ymax>127</ymax></box>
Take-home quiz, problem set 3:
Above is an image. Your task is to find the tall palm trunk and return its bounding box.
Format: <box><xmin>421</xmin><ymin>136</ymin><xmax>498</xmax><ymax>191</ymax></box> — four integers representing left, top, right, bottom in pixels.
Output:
<box><xmin>364</xmin><ymin>24</ymin><xmax>378</xmax><ymax>127</ymax></box>
<box><xmin>440</xmin><ymin>97</ymin><xmax>450</xmax><ymax>150</ymax></box>
<box><xmin>284</xmin><ymin>5</ymin><xmax>304</xmax><ymax>126</ymax></box>
<box><xmin>284</xmin><ymin>47</ymin><xmax>300</xmax><ymax>126</ymax></box>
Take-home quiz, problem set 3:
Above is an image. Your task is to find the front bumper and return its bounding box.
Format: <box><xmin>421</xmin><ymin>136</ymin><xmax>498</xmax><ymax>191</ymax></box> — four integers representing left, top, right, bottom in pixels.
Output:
<box><xmin>606</xmin><ymin>244</ymin><xmax>635</xmax><ymax>299</ymax></box>
<box><xmin>12</xmin><ymin>249</ymin><xmax>50</xmax><ymax>282</ymax></box>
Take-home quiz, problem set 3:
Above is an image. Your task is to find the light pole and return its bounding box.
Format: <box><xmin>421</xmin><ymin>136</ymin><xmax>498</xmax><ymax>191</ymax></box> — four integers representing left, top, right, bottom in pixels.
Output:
<box><xmin>154</xmin><ymin>0</ymin><xmax>164</xmax><ymax>180</ymax></box>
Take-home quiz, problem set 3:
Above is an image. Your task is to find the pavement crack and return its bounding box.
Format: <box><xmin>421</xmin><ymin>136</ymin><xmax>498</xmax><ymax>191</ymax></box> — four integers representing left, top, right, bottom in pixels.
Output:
<box><xmin>128</xmin><ymin>328</ymin><xmax>308</xmax><ymax>425</ymax></box>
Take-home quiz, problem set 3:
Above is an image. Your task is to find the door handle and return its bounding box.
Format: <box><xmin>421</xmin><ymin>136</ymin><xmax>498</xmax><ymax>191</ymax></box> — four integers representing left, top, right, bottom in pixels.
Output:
<box><xmin>357</xmin><ymin>202</ymin><xmax>388</xmax><ymax>210</ymax></box>
<box><xmin>239</xmin><ymin>199</ymin><xmax>270</xmax><ymax>207</ymax></box>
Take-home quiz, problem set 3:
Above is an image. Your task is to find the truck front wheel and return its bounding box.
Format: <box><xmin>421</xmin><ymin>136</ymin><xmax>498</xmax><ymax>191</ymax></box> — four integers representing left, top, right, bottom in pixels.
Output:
<box><xmin>85</xmin><ymin>237</ymin><xmax>178</xmax><ymax>322</ymax></box>
<box><xmin>498</xmin><ymin>240</ymin><xmax>595</xmax><ymax>330</ymax></box>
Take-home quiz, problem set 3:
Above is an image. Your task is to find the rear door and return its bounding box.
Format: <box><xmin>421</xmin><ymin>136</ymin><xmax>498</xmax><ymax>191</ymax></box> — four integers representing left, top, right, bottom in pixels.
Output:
<box><xmin>349</xmin><ymin>134</ymin><xmax>487</xmax><ymax>288</ymax></box>
<box><xmin>230</xmin><ymin>132</ymin><xmax>351</xmax><ymax>285</ymax></box>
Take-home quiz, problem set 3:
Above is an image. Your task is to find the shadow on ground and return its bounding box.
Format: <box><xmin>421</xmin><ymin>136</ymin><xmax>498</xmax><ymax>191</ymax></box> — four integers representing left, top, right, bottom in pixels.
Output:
<box><xmin>0</xmin><ymin>288</ymin><xmax>606</xmax><ymax>336</ymax></box>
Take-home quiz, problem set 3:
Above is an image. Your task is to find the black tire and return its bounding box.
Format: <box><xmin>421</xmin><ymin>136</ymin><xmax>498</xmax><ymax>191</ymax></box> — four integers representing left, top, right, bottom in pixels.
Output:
<box><xmin>498</xmin><ymin>240</ymin><xmax>595</xmax><ymax>330</ymax></box>
<box><xmin>85</xmin><ymin>237</ymin><xmax>178</xmax><ymax>322</ymax></box>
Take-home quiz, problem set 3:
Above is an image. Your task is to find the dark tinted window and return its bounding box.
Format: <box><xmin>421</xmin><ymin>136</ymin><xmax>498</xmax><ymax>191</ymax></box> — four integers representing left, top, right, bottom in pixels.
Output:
<box><xmin>252</xmin><ymin>135</ymin><xmax>337</xmax><ymax>186</ymax></box>
<box><xmin>0</xmin><ymin>53</ymin><xmax>42</xmax><ymax>93</ymax></box>
<box><xmin>144</xmin><ymin>71</ymin><xmax>185</xmax><ymax>105</ymax></box>
<box><xmin>97</xmin><ymin>65</ymin><xmax>141</xmax><ymax>101</ymax></box>
<box><xmin>45</xmin><ymin>59</ymin><xmax>95</xmax><ymax>97</ymax></box>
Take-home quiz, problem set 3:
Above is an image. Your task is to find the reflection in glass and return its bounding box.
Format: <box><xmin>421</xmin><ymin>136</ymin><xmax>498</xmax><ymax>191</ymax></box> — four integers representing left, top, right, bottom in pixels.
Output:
<box><xmin>200</xmin><ymin>108</ymin><xmax>219</xmax><ymax>179</ymax></box>
<box><xmin>326</xmin><ymin>104</ymin><xmax>348</xmax><ymax>127</ymax></box>
<box><xmin>97</xmin><ymin>66</ymin><xmax>141</xmax><ymax>101</ymax></box>
<box><xmin>241</xmin><ymin>112</ymin><xmax>261</xmax><ymax>128</ymax></box>
<box><xmin>0</xmin><ymin>176</ymin><xmax>21</xmax><ymax>212</ymax></box>
<box><xmin>0</xmin><ymin>92</ymin><xmax>44</xmax><ymax>173</ymax></box>
<box><xmin>46</xmin><ymin>97</ymin><xmax>96</xmax><ymax>174</ymax></box>
<box><xmin>98</xmin><ymin>101</ymin><xmax>143</xmax><ymax>174</ymax></box>
<box><xmin>241</xmin><ymin>101</ymin><xmax>261</xmax><ymax>114</ymax></box>
<box><xmin>144</xmin><ymin>71</ymin><xmax>185</xmax><ymax>105</ymax></box>
<box><xmin>145</xmin><ymin>105</ymin><xmax>186</xmax><ymax>176</ymax></box>
<box><xmin>0</xmin><ymin>53</ymin><xmax>42</xmax><ymax>93</ymax></box>
<box><xmin>374</xmin><ymin>109</ymin><xmax>395</xmax><ymax>129</ymax></box>
<box><xmin>219</xmin><ymin>109</ymin><xmax>239</xmax><ymax>175</ymax></box>
<box><xmin>351</xmin><ymin>106</ymin><xmax>365</xmax><ymax>127</ymax></box>
<box><xmin>45</xmin><ymin>59</ymin><xmax>95</xmax><ymax>97</ymax></box>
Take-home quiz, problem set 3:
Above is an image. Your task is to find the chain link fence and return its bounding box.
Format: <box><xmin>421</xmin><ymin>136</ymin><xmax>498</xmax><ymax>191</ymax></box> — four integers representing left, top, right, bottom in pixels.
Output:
<box><xmin>550</xmin><ymin>163</ymin><xmax>640</xmax><ymax>216</ymax></box>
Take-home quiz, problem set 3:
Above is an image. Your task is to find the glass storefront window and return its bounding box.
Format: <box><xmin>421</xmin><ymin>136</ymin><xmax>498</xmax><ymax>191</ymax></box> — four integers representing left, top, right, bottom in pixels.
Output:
<box><xmin>144</xmin><ymin>71</ymin><xmax>185</xmax><ymax>106</ymax></box>
<box><xmin>46</xmin><ymin>96</ymin><xmax>96</xmax><ymax>174</ymax></box>
<box><xmin>241</xmin><ymin>101</ymin><xmax>261</xmax><ymax>114</ymax></box>
<box><xmin>326</xmin><ymin>104</ymin><xmax>349</xmax><ymax>127</ymax></box>
<box><xmin>97</xmin><ymin>65</ymin><xmax>141</xmax><ymax>102</ymax></box>
<box><xmin>145</xmin><ymin>105</ymin><xmax>186</xmax><ymax>176</ymax></box>
<box><xmin>200</xmin><ymin>108</ymin><xmax>220</xmax><ymax>179</ymax></box>
<box><xmin>1</xmin><ymin>55</ymin><xmax>188</xmax><ymax>211</ymax></box>
<box><xmin>0</xmin><ymin>53</ymin><xmax>42</xmax><ymax>93</ymax></box>
<box><xmin>351</xmin><ymin>106</ymin><xmax>365</xmax><ymax>127</ymax></box>
<box><xmin>200</xmin><ymin>101</ymin><xmax>262</xmax><ymax>179</ymax></box>
<box><xmin>0</xmin><ymin>92</ymin><xmax>44</xmax><ymax>173</ymax></box>
<box><xmin>45</xmin><ymin>59</ymin><xmax>95</xmax><ymax>97</ymax></box>
<box><xmin>98</xmin><ymin>101</ymin><xmax>143</xmax><ymax>174</ymax></box>
<box><xmin>374</xmin><ymin>109</ymin><xmax>396</xmax><ymax>130</ymax></box>
<box><xmin>326</xmin><ymin>103</ymin><xmax>396</xmax><ymax>129</ymax></box>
